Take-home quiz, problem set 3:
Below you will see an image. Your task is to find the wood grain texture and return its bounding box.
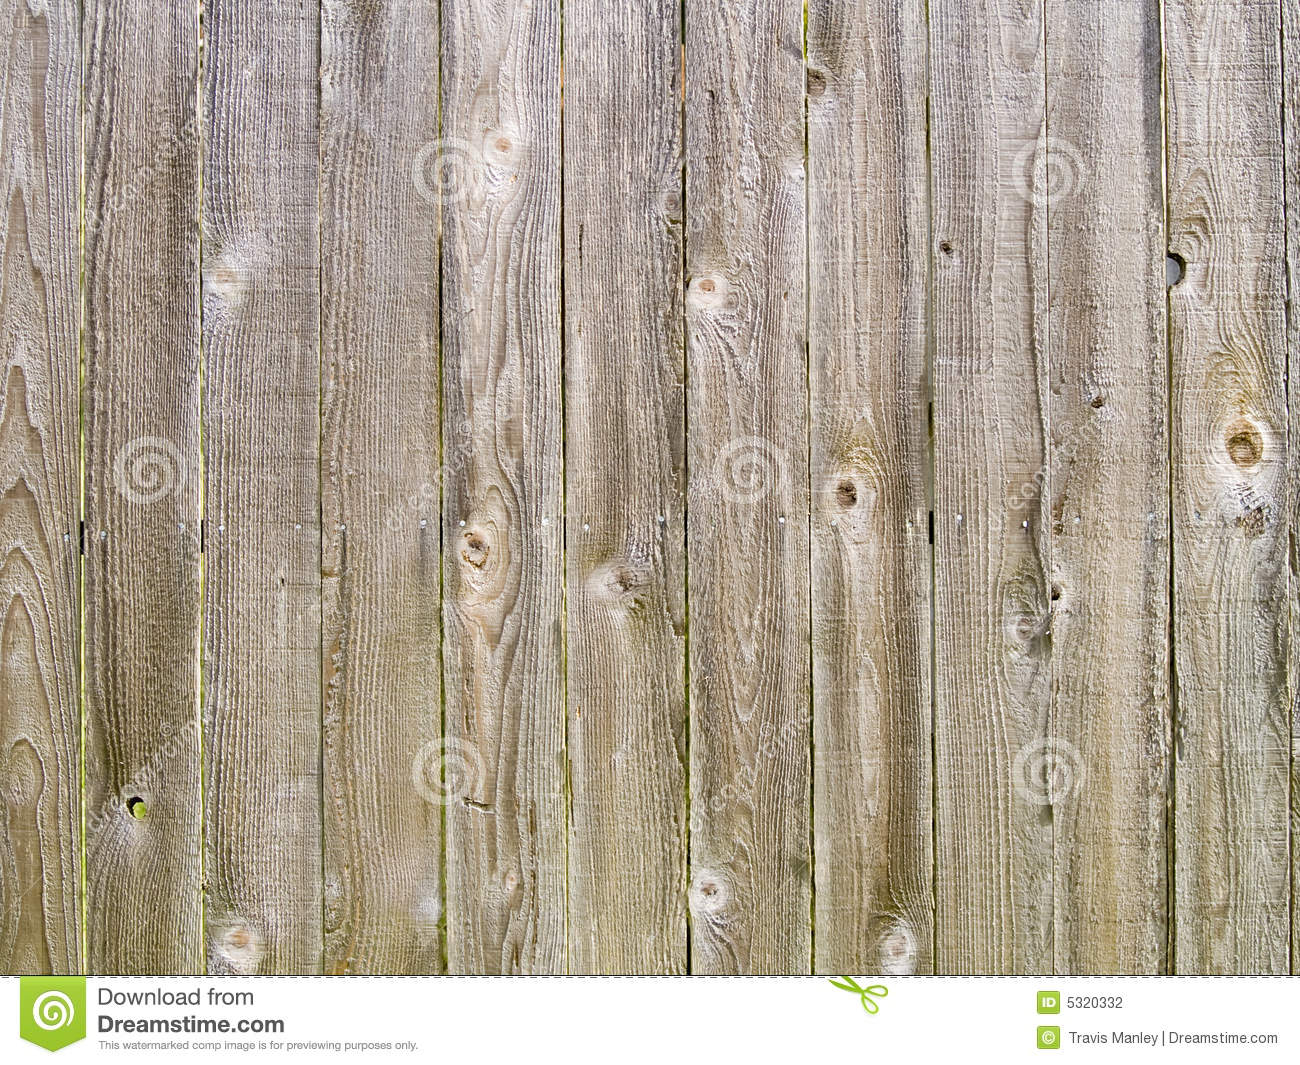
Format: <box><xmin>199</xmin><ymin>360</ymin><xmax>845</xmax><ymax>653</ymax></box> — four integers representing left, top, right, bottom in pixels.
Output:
<box><xmin>15</xmin><ymin>0</ymin><xmax>1300</xmax><ymax>978</ymax></box>
<box><xmin>684</xmin><ymin>0</ymin><xmax>810</xmax><ymax>974</ymax></box>
<box><xmin>441</xmin><ymin>0</ymin><xmax>566</xmax><ymax>973</ymax></box>
<box><xmin>806</xmin><ymin>0</ymin><xmax>932</xmax><ymax>976</ymax></box>
<box><xmin>0</xmin><ymin>0</ymin><xmax>81</xmax><ymax>974</ymax></box>
<box><xmin>320</xmin><ymin>0</ymin><xmax>442</xmax><ymax>975</ymax></box>
<box><xmin>202</xmin><ymin>0</ymin><xmax>322</xmax><ymax>975</ymax></box>
<box><xmin>1165</xmin><ymin>0</ymin><xmax>1290</xmax><ymax>974</ymax></box>
<box><xmin>1285</xmin><ymin>0</ymin><xmax>1300</xmax><ymax>980</ymax></box>
<box><xmin>1045</xmin><ymin>0</ymin><xmax>1169</xmax><ymax>973</ymax></box>
<box><xmin>930</xmin><ymin>0</ymin><xmax>1052</xmax><ymax>973</ymax></box>
<box><xmin>82</xmin><ymin>0</ymin><xmax>203</xmax><ymax>974</ymax></box>
<box><xmin>563</xmin><ymin>0</ymin><xmax>687</xmax><ymax>974</ymax></box>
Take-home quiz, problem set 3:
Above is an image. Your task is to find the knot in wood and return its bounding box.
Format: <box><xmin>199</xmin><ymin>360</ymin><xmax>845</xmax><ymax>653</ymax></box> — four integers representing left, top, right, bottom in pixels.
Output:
<box><xmin>1224</xmin><ymin>418</ymin><xmax>1263</xmax><ymax>468</ymax></box>
<box><xmin>878</xmin><ymin>920</ymin><xmax>917</xmax><ymax>975</ymax></box>
<box><xmin>460</xmin><ymin>528</ymin><xmax>490</xmax><ymax>568</ymax></box>
<box><xmin>213</xmin><ymin>921</ymin><xmax>264</xmax><ymax>973</ymax></box>
<box><xmin>690</xmin><ymin>871</ymin><xmax>730</xmax><ymax>917</ymax></box>
<box><xmin>687</xmin><ymin>274</ymin><xmax>730</xmax><ymax>313</ymax></box>
<box><xmin>589</xmin><ymin>559</ymin><xmax>648</xmax><ymax>608</ymax></box>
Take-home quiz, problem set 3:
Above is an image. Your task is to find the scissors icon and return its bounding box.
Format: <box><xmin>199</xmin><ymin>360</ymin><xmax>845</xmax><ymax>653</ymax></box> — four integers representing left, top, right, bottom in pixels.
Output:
<box><xmin>828</xmin><ymin>976</ymin><xmax>888</xmax><ymax>1014</ymax></box>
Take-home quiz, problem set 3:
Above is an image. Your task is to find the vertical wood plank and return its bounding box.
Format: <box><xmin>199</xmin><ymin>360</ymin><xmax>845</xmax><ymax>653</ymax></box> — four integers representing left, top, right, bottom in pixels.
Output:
<box><xmin>203</xmin><ymin>0</ymin><xmax>322</xmax><ymax>974</ymax></box>
<box><xmin>0</xmin><ymin>0</ymin><xmax>81</xmax><ymax>974</ymax></box>
<box><xmin>685</xmin><ymin>0</ymin><xmax>810</xmax><ymax>974</ymax></box>
<box><xmin>320</xmin><ymin>0</ymin><xmax>442</xmax><ymax>974</ymax></box>
<box><xmin>563</xmin><ymin>1</ymin><xmax>687</xmax><ymax>974</ymax></box>
<box><xmin>441</xmin><ymin>0</ymin><xmax>566</xmax><ymax>973</ymax></box>
<box><xmin>1165</xmin><ymin>0</ymin><xmax>1290</xmax><ymax>974</ymax></box>
<box><xmin>83</xmin><ymin>0</ymin><xmax>203</xmax><ymax>974</ymax></box>
<box><xmin>806</xmin><ymin>0</ymin><xmax>932</xmax><ymax>976</ymax></box>
<box><xmin>1045</xmin><ymin>0</ymin><xmax>1170</xmax><ymax>973</ymax></box>
<box><xmin>929</xmin><ymin>0</ymin><xmax>1051</xmax><ymax>973</ymax></box>
<box><xmin>1285</xmin><ymin>0</ymin><xmax>1300</xmax><ymax>980</ymax></box>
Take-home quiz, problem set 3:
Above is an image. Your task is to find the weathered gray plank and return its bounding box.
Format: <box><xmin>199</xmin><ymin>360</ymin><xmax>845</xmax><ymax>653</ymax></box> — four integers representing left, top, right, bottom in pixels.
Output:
<box><xmin>319</xmin><ymin>0</ymin><xmax>442</xmax><ymax>975</ymax></box>
<box><xmin>39</xmin><ymin>0</ymin><xmax>1300</xmax><ymax>979</ymax></box>
<box><xmin>1165</xmin><ymin>0</ymin><xmax>1290</xmax><ymax>974</ymax></box>
<box><xmin>685</xmin><ymin>0</ymin><xmax>810</xmax><ymax>974</ymax></box>
<box><xmin>1285</xmin><ymin>0</ymin><xmax>1300</xmax><ymax>980</ymax></box>
<box><xmin>563</xmin><ymin>0</ymin><xmax>687</xmax><ymax>974</ymax></box>
<box><xmin>930</xmin><ymin>0</ymin><xmax>1051</xmax><ymax>973</ymax></box>
<box><xmin>82</xmin><ymin>0</ymin><xmax>203</xmax><ymax>974</ymax></box>
<box><xmin>1045</xmin><ymin>0</ymin><xmax>1169</xmax><ymax>973</ymax></box>
<box><xmin>441</xmin><ymin>0</ymin><xmax>566</xmax><ymax>973</ymax></box>
<box><xmin>202</xmin><ymin>0</ymin><xmax>322</xmax><ymax>974</ymax></box>
<box><xmin>0</xmin><ymin>0</ymin><xmax>81</xmax><ymax>975</ymax></box>
<box><xmin>806</xmin><ymin>0</ymin><xmax>932</xmax><ymax>976</ymax></box>
<box><xmin>1284</xmin><ymin>0</ymin><xmax>1294</xmax><ymax>983</ymax></box>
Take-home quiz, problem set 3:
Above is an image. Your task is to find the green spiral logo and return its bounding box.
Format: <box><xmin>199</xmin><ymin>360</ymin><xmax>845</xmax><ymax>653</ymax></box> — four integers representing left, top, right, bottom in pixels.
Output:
<box><xmin>19</xmin><ymin>977</ymin><xmax>86</xmax><ymax>1051</ymax></box>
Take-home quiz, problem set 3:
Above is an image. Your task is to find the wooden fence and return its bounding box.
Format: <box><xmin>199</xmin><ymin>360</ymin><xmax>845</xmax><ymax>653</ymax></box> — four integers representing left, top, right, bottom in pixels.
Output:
<box><xmin>1</xmin><ymin>0</ymin><xmax>1297</xmax><ymax>975</ymax></box>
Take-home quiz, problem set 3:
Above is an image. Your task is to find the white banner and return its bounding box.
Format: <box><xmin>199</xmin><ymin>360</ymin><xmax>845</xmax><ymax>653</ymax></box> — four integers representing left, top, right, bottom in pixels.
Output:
<box><xmin>7</xmin><ymin>976</ymin><xmax>1294</xmax><ymax>1062</ymax></box>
